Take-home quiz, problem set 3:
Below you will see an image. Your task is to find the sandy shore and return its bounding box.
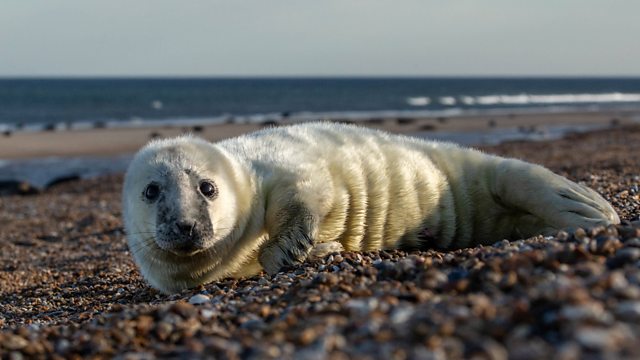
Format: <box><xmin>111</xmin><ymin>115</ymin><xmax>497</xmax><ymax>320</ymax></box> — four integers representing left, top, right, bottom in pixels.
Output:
<box><xmin>0</xmin><ymin>110</ymin><xmax>637</xmax><ymax>159</ymax></box>
<box><xmin>1</xmin><ymin>125</ymin><xmax>640</xmax><ymax>358</ymax></box>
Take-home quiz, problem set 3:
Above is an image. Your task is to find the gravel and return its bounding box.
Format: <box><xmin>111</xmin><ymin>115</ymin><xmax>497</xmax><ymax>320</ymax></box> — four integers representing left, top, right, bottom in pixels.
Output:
<box><xmin>2</xmin><ymin>125</ymin><xmax>640</xmax><ymax>359</ymax></box>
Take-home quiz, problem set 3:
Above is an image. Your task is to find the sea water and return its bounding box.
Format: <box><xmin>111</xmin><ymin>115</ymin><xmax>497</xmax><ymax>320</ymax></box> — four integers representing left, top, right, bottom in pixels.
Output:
<box><xmin>1</xmin><ymin>77</ymin><xmax>640</xmax><ymax>130</ymax></box>
<box><xmin>1</xmin><ymin>77</ymin><xmax>640</xmax><ymax>186</ymax></box>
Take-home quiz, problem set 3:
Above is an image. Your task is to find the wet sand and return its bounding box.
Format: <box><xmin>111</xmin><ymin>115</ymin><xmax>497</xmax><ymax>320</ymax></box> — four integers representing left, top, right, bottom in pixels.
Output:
<box><xmin>1</xmin><ymin>124</ymin><xmax>640</xmax><ymax>358</ymax></box>
<box><xmin>0</xmin><ymin>110</ymin><xmax>636</xmax><ymax>159</ymax></box>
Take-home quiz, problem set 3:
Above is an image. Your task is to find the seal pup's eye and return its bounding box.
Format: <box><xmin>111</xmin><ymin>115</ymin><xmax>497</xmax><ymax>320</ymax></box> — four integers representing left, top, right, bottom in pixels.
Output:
<box><xmin>199</xmin><ymin>181</ymin><xmax>217</xmax><ymax>198</ymax></box>
<box><xmin>144</xmin><ymin>183</ymin><xmax>161</xmax><ymax>201</ymax></box>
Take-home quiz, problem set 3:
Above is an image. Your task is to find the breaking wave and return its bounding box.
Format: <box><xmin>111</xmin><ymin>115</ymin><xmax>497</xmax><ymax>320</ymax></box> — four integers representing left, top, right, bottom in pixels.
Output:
<box><xmin>408</xmin><ymin>93</ymin><xmax>640</xmax><ymax>107</ymax></box>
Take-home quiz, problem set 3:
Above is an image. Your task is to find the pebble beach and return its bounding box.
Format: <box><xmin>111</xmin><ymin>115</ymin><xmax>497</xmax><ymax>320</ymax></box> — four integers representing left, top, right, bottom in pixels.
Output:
<box><xmin>1</xmin><ymin>123</ymin><xmax>640</xmax><ymax>359</ymax></box>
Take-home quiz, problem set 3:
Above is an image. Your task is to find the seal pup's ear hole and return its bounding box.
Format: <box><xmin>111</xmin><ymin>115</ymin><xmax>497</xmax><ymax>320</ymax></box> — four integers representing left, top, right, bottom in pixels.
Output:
<box><xmin>199</xmin><ymin>180</ymin><xmax>218</xmax><ymax>199</ymax></box>
<box><xmin>144</xmin><ymin>183</ymin><xmax>161</xmax><ymax>202</ymax></box>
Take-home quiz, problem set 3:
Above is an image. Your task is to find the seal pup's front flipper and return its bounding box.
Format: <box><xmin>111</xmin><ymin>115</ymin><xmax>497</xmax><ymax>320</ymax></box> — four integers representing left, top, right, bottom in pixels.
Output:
<box><xmin>258</xmin><ymin>201</ymin><xmax>319</xmax><ymax>275</ymax></box>
<box><xmin>256</xmin><ymin>158</ymin><xmax>335</xmax><ymax>275</ymax></box>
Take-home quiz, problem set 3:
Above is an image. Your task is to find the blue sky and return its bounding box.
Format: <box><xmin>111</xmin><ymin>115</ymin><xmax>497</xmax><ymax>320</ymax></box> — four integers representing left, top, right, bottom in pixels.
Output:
<box><xmin>1</xmin><ymin>0</ymin><xmax>639</xmax><ymax>77</ymax></box>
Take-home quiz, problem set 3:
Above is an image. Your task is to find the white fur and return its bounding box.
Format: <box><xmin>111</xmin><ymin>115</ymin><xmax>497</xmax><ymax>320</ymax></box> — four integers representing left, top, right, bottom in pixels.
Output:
<box><xmin>123</xmin><ymin>122</ymin><xmax>619</xmax><ymax>293</ymax></box>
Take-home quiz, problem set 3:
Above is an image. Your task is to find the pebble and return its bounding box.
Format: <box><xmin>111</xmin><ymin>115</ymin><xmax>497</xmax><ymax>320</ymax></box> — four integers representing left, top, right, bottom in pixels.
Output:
<box><xmin>624</xmin><ymin>238</ymin><xmax>640</xmax><ymax>247</ymax></box>
<box><xmin>3</xmin><ymin>335</ymin><xmax>28</xmax><ymax>351</ymax></box>
<box><xmin>575</xmin><ymin>328</ymin><xmax>614</xmax><ymax>350</ymax></box>
<box><xmin>3</xmin><ymin>128</ymin><xmax>640</xmax><ymax>358</ymax></box>
<box><xmin>390</xmin><ymin>306</ymin><xmax>415</xmax><ymax>325</ymax></box>
<box><xmin>199</xmin><ymin>309</ymin><xmax>215</xmax><ymax>320</ymax></box>
<box><xmin>615</xmin><ymin>301</ymin><xmax>640</xmax><ymax>320</ymax></box>
<box><xmin>346</xmin><ymin>299</ymin><xmax>378</xmax><ymax>315</ymax></box>
<box><xmin>608</xmin><ymin>247</ymin><xmax>640</xmax><ymax>268</ymax></box>
<box><xmin>574</xmin><ymin>325</ymin><xmax>633</xmax><ymax>351</ymax></box>
<box><xmin>188</xmin><ymin>294</ymin><xmax>211</xmax><ymax>305</ymax></box>
<box><xmin>559</xmin><ymin>303</ymin><xmax>612</xmax><ymax>323</ymax></box>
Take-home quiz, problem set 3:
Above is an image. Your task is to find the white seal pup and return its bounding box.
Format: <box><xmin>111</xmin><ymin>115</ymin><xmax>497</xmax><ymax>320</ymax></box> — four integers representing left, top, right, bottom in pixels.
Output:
<box><xmin>123</xmin><ymin>122</ymin><xmax>619</xmax><ymax>293</ymax></box>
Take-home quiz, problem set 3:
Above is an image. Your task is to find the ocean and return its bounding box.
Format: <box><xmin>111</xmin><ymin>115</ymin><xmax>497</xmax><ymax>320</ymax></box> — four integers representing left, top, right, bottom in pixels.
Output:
<box><xmin>2</xmin><ymin>77</ymin><xmax>640</xmax><ymax>187</ymax></box>
<box><xmin>1</xmin><ymin>77</ymin><xmax>640</xmax><ymax>131</ymax></box>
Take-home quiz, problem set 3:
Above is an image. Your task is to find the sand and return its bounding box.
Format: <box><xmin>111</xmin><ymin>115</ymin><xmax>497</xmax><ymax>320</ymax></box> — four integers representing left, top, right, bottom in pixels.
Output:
<box><xmin>0</xmin><ymin>110</ymin><xmax>636</xmax><ymax>159</ymax></box>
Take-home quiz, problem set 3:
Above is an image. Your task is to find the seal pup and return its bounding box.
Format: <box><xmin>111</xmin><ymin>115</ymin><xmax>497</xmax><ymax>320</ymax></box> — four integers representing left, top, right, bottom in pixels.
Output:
<box><xmin>123</xmin><ymin>122</ymin><xmax>619</xmax><ymax>293</ymax></box>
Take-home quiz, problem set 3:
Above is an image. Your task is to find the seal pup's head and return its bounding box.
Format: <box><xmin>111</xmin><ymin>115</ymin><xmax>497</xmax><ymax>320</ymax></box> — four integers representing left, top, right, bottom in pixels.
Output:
<box><xmin>123</xmin><ymin>136</ymin><xmax>254</xmax><ymax>293</ymax></box>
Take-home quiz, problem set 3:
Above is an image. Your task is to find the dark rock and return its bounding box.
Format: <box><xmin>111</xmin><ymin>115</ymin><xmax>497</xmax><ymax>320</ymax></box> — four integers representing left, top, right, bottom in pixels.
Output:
<box><xmin>37</xmin><ymin>233</ymin><xmax>62</xmax><ymax>242</ymax></box>
<box><xmin>397</xmin><ymin>118</ymin><xmax>415</xmax><ymax>125</ymax></box>
<box><xmin>46</xmin><ymin>175</ymin><xmax>81</xmax><ymax>189</ymax></box>
<box><xmin>0</xmin><ymin>180</ymin><xmax>40</xmax><ymax>196</ymax></box>
<box><xmin>607</xmin><ymin>248</ymin><xmax>640</xmax><ymax>268</ymax></box>
<box><xmin>365</xmin><ymin>118</ymin><xmax>385</xmax><ymax>125</ymax></box>
<box><xmin>261</xmin><ymin>120</ymin><xmax>279</xmax><ymax>127</ymax></box>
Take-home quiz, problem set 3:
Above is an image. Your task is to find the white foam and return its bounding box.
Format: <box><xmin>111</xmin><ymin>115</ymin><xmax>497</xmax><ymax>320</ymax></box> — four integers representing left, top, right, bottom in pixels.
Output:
<box><xmin>460</xmin><ymin>96</ymin><xmax>476</xmax><ymax>105</ymax></box>
<box><xmin>466</xmin><ymin>93</ymin><xmax>640</xmax><ymax>106</ymax></box>
<box><xmin>439</xmin><ymin>96</ymin><xmax>457</xmax><ymax>106</ymax></box>
<box><xmin>151</xmin><ymin>100</ymin><xmax>163</xmax><ymax>110</ymax></box>
<box><xmin>407</xmin><ymin>97</ymin><xmax>431</xmax><ymax>106</ymax></box>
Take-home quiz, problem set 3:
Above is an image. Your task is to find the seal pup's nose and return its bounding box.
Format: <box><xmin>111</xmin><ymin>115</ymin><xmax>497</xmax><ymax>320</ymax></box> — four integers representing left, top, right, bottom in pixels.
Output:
<box><xmin>175</xmin><ymin>220</ymin><xmax>196</xmax><ymax>237</ymax></box>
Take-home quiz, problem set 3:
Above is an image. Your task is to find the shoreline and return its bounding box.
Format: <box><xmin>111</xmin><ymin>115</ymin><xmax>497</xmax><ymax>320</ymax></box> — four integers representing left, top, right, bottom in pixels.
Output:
<box><xmin>0</xmin><ymin>109</ymin><xmax>638</xmax><ymax>160</ymax></box>
<box><xmin>0</xmin><ymin>109</ymin><xmax>638</xmax><ymax>192</ymax></box>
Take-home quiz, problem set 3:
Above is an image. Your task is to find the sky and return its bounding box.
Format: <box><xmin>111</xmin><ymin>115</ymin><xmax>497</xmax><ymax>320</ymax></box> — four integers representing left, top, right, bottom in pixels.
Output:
<box><xmin>1</xmin><ymin>0</ymin><xmax>639</xmax><ymax>77</ymax></box>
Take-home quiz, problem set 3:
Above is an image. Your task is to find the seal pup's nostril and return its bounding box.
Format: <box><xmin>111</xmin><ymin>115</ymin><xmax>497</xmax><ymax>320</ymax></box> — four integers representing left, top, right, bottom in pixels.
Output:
<box><xmin>175</xmin><ymin>221</ymin><xmax>196</xmax><ymax>236</ymax></box>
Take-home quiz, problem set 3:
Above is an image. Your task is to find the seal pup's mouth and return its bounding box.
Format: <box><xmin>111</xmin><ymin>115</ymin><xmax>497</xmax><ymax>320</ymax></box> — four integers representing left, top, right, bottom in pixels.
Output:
<box><xmin>167</xmin><ymin>247</ymin><xmax>204</xmax><ymax>257</ymax></box>
<box><xmin>154</xmin><ymin>235</ymin><xmax>213</xmax><ymax>257</ymax></box>
<box><xmin>153</xmin><ymin>217</ymin><xmax>216</xmax><ymax>257</ymax></box>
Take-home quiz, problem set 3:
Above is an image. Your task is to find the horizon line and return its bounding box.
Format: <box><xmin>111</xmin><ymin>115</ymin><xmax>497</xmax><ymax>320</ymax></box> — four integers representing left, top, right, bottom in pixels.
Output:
<box><xmin>1</xmin><ymin>74</ymin><xmax>640</xmax><ymax>80</ymax></box>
